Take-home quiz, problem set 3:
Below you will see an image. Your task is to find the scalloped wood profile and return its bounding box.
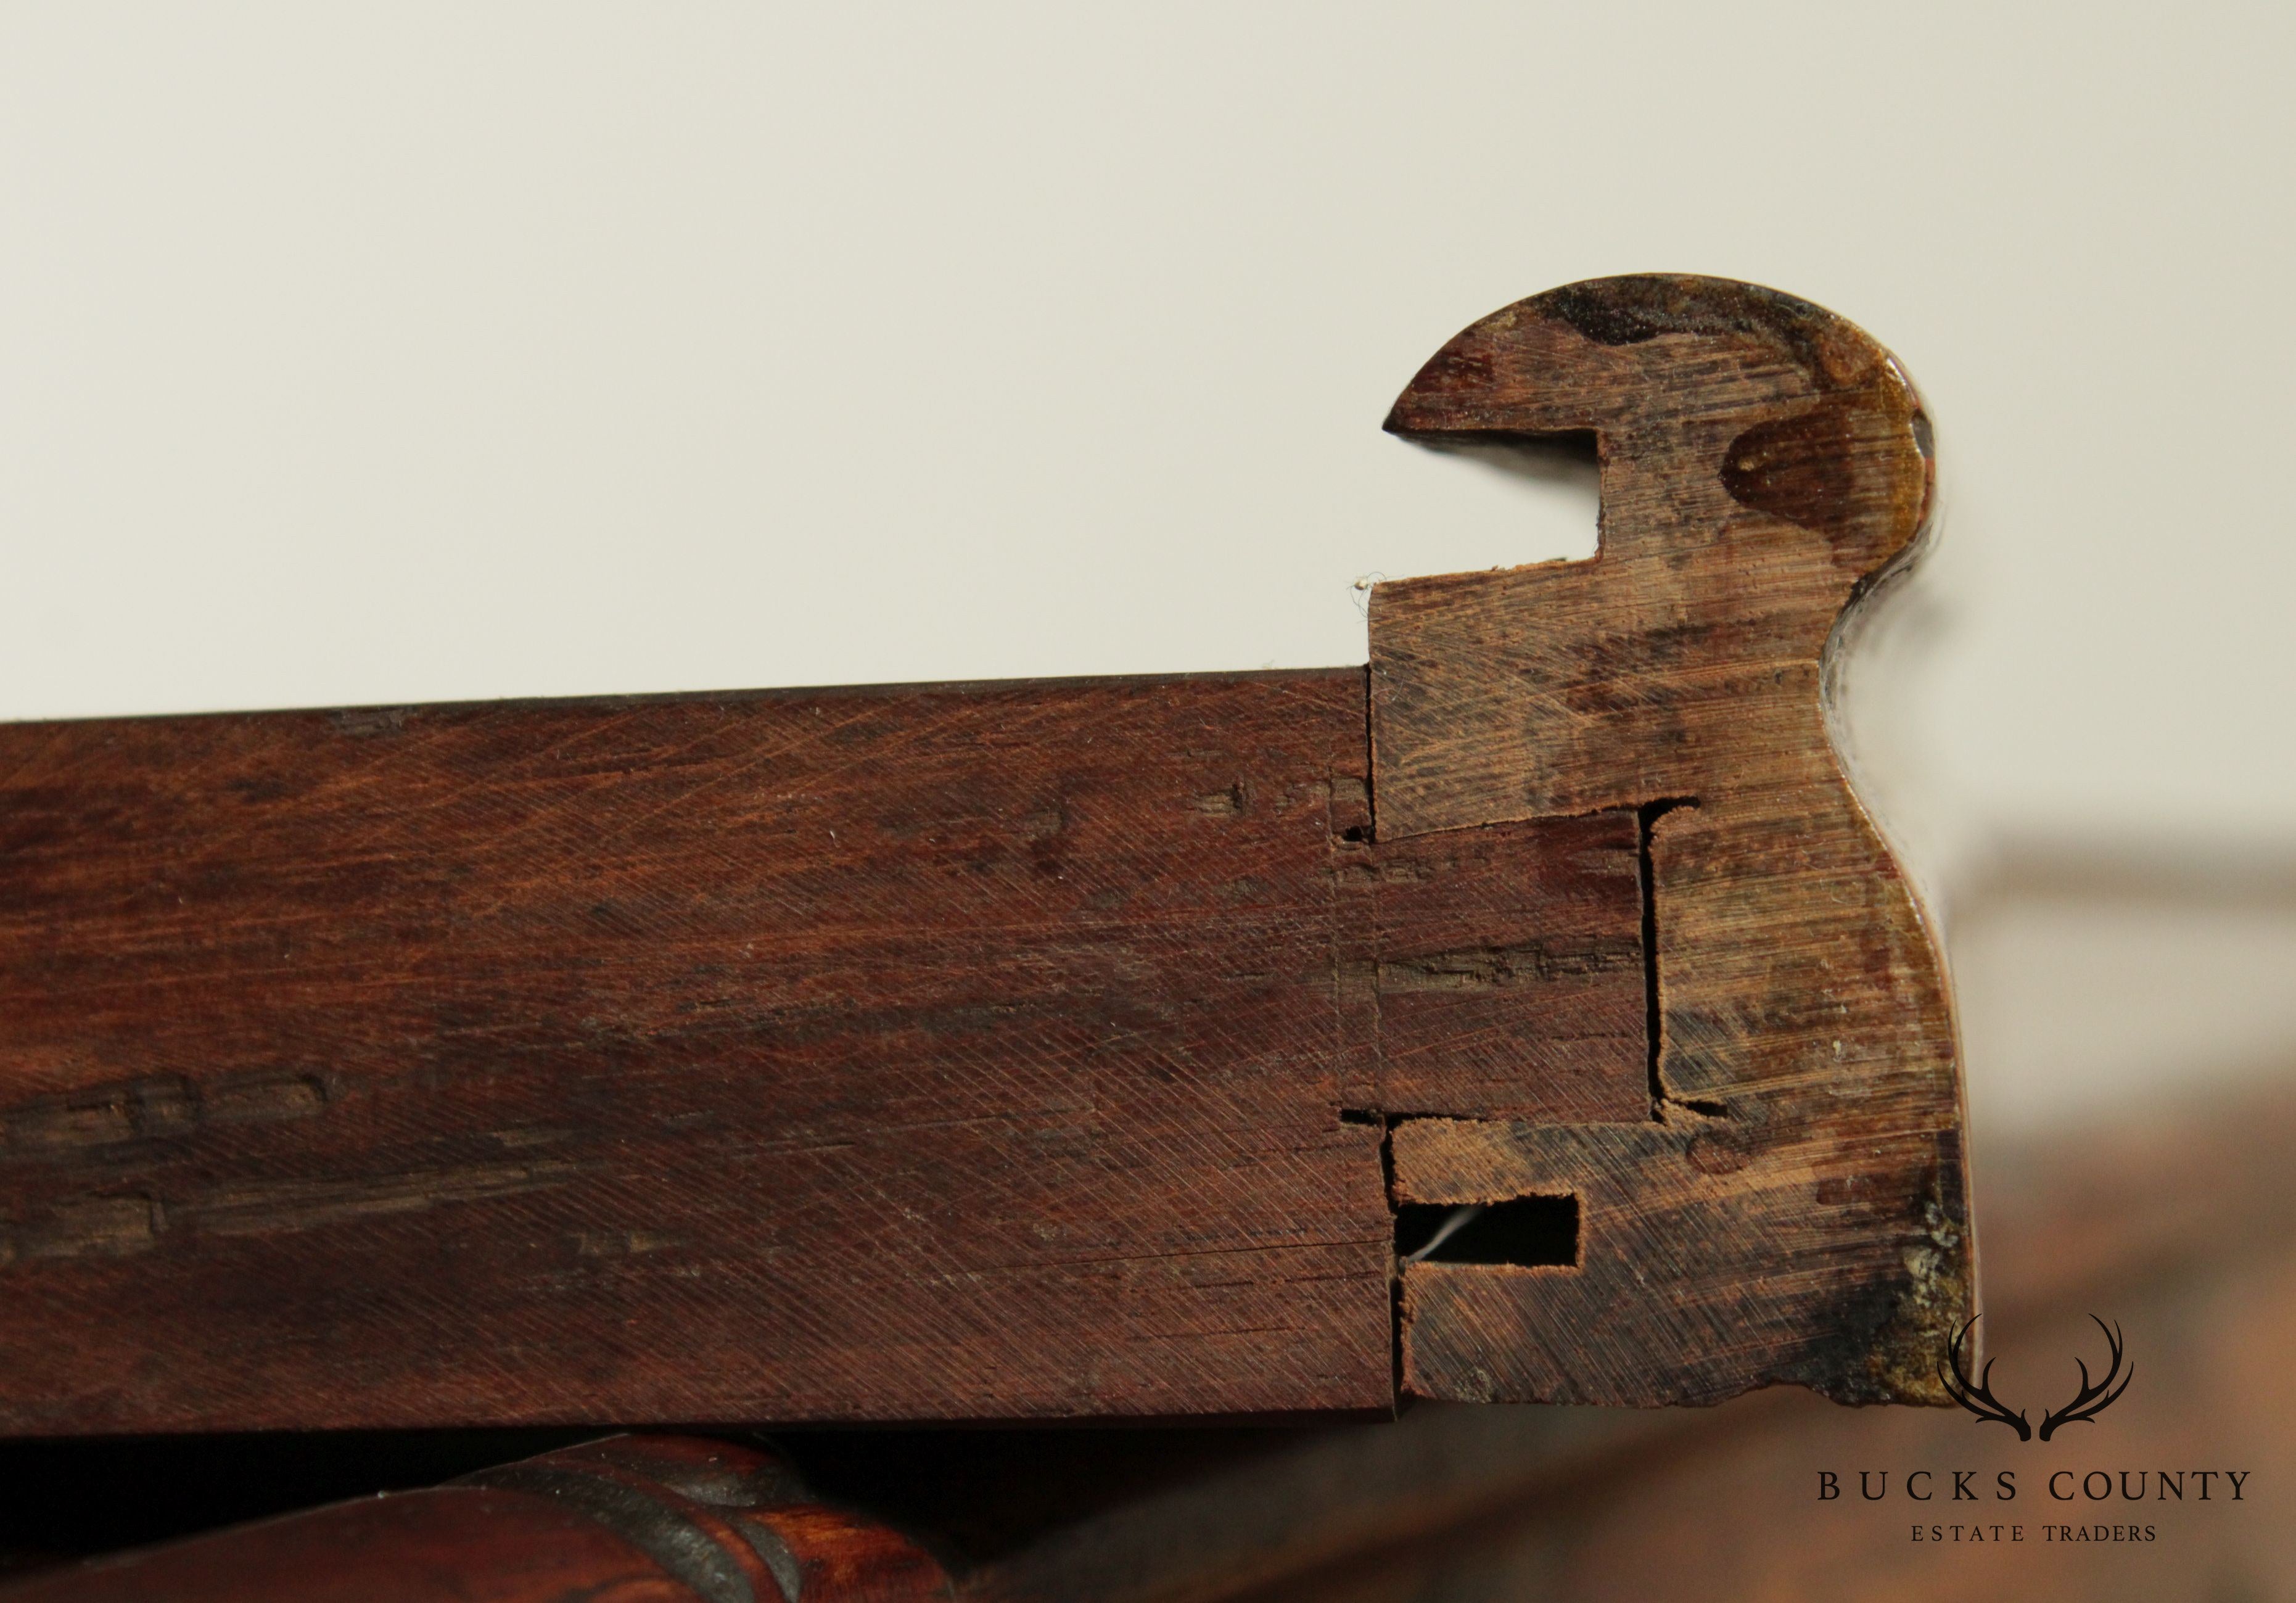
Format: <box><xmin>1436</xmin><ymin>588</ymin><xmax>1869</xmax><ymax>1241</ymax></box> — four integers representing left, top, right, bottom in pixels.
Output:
<box><xmin>1373</xmin><ymin>274</ymin><xmax>1971</xmax><ymax>1404</ymax></box>
<box><xmin>0</xmin><ymin>276</ymin><xmax>1967</xmax><ymax>1431</ymax></box>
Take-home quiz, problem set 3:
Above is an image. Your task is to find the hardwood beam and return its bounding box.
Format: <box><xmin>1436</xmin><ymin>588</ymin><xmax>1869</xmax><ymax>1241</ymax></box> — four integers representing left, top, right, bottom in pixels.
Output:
<box><xmin>0</xmin><ymin>275</ymin><xmax>1970</xmax><ymax>1430</ymax></box>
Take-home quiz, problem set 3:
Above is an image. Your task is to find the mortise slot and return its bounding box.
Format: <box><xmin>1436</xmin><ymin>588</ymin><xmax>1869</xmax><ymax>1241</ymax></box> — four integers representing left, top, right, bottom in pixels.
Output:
<box><xmin>1394</xmin><ymin>1195</ymin><xmax>1578</xmax><ymax>1267</ymax></box>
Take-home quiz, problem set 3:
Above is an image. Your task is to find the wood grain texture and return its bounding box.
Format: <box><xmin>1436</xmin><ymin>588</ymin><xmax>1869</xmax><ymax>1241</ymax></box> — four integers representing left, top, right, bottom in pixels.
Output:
<box><xmin>1352</xmin><ymin>818</ymin><xmax>1645</xmax><ymax>1124</ymax></box>
<box><xmin>0</xmin><ymin>1435</ymin><xmax>951</xmax><ymax>1603</ymax></box>
<box><xmin>1372</xmin><ymin>275</ymin><xmax>1971</xmax><ymax>1404</ymax></box>
<box><xmin>0</xmin><ymin>274</ymin><xmax>1969</xmax><ymax>1427</ymax></box>
<box><xmin>957</xmin><ymin>1082</ymin><xmax>2296</xmax><ymax>1603</ymax></box>
<box><xmin>9</xmin><ymin>1075</ymin><xmax>2266</xmax><ymax>1603</ymax></box>
<box><xmin>0</xmin><ymin>673</ymin><xmax>1639</xmax><ymax>1431</ymax></box>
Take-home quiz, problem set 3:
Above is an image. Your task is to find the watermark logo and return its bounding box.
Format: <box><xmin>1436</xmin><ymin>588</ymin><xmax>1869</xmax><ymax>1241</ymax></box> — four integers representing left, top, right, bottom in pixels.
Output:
<box><xmin>1816</xmin><ymin>1316</ymin><xmax>2250</xmax><ymax>1546</ymax></box>
<box><xmin>1942</xmin><ymin>1315</ymin><xmax>2132</xmax><ymax>1442</ymax></box>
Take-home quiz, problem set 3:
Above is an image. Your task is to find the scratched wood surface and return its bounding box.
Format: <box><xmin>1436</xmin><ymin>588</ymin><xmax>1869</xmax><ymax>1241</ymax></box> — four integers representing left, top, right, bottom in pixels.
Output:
<box><xmin>0</xmin><ymin>274</ymin><xmax>1968</xmax><ymax>1432</ymax></box>
<box><xmin>0</xmin><ymin>672</ymin><xmax>1642</xmax><ymax>1432</ymax></box>
<box><xmin>1372</xmin><ymin>276</ymin><xmax>1971</xmax><ymax>1404</ymax></box>
<box><xmin>6</xmin><ymin>1076</ymin><xmax>2270</xmax><ymax>1603</ymax></box>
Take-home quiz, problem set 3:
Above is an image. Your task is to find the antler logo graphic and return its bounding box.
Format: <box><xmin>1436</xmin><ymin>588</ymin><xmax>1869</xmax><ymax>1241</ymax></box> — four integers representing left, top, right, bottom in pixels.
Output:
<box><xmin>1939</xmin><ymin>1314</ymin><xmax>2133</xmax><ymax>1441</ymax></box>
<box><xmin>2038</xmin><ymin>1316</ymin><xmax>2133</xmax><ymax>1441</ymax></box>
<box><xmin>1940</xmin><ymin>1316</ymin><xmax>2030</xmax><ymax>1440</ymax></box>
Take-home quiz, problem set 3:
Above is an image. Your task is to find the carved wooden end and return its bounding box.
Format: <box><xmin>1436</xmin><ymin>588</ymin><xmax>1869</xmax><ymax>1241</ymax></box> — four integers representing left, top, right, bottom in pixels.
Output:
<box><xmin>0</xmin><ymin>275</ymin><xmax>1969</xmax><ymax>1430</ymax></box>
<box><xmin>1376</xmin><ymin>276</ymin><xmax>1969</xmax><ymax>1404</ymax></box>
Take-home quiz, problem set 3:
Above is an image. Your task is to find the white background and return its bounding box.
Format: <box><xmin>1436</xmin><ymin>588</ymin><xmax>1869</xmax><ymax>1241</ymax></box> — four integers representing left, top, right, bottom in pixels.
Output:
<box><xmin>4</xmin><ymin>4</ymin><xmax>2291</xmax><ymax>1136</ymax></box>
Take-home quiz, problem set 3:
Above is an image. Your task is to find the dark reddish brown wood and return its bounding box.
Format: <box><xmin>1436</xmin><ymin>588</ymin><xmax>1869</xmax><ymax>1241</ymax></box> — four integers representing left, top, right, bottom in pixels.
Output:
<box><xmin>957</xmin><ymin>1082</ymin><xmax>2296</xmax><ymax>1603</ymax></box>
<box><xmin>0</xmin><ymin>274</ymin><xmax>1970</xmax><ymax>1428</ymax></box>
<box><xmin>0</xmin><ymin>672</ymin><xmax>1639</xmax><ymax>1432</ymax></box>
<box><xmin>0</xmin><ymin>1435</ymin><xmax>950</xmax><ymax>1603</ymax></box>
<box><xmin>7</xmin><ymin>1078</ymin><xmax>2261</xmax><ymax>1603</ymax></box>
<box><xmin>1351</xmin><ymin>817</ymin><xmax>1645</xmax><ymax>1124</ymax></box>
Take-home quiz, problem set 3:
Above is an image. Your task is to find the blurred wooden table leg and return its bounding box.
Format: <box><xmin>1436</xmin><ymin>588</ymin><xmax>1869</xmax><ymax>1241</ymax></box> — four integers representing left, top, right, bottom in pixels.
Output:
<box><xmin>0</xmin><ymin>1436</ymin><xmax>950</xmax><ymax>1603</ymax></box>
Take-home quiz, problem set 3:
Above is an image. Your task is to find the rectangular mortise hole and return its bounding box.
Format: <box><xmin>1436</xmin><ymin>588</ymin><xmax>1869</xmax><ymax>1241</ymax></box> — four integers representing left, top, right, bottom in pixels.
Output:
<box><xmin>1394</xmin><ymin>1195</ymin><xmax>1578</xmax><ymax>1267</ymax></box>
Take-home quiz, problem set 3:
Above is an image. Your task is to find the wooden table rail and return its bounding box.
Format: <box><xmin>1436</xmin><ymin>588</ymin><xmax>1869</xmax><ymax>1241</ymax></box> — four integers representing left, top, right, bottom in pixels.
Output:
<box><xmin>0</xmin><ymin>275</ymin><xmax>1971</xmax><ymax>1433</ymax></box>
